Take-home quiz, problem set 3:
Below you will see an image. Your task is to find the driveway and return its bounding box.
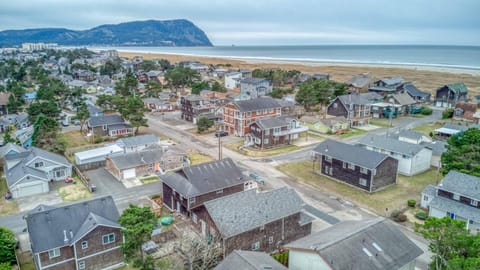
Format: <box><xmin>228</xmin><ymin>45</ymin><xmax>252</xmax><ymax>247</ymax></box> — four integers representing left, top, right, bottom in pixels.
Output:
<box><xmin>85</xmin><ymin>168</ymin><xmax>127</xmax><ymax>196</ymax></box>
<box><xmin>16</xmin><ymin>191</ymin><xmax>62</xmax><ymax>212</ymax></box>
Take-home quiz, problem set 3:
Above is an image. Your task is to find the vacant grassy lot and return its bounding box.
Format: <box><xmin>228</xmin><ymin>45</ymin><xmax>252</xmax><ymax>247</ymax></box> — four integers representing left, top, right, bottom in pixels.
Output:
<box><xmin>57</xmin><ymin>183</ymin><xmax>91</xmax><ymax>202</ymax></box>
<box><xmin>412</xmin><ymin>121</ymin><xmax>445</xmax><ymax>136</ymax></box>
<box><xmin>0</xmin><ymin>176</ymin><xmax>18</xmax><ymax>215</ymax></box>
<box><xmin>62</xmin><ymin>130</ymin><xmax>95</xmax><ymax>149</ymax></box>
<box><xmin>188</xmin><ymin>150</ymin><xmax>214</xmax><ymax>165</ymax></box>
<box><xmin>16</xmin><ymin>250</ymin><xmax>35</xmax><ymax>270</ymax></box>
<box><xmin>224</xmin><ymin>141</ymin><xmax>301</xmax><ymax>157</ymax></box>
<box><xmin>336</xmin><ymin>128</ymin><xmax>368</xmax><ymax>139</ymax></box>
<box><xmin>277</xmin><ymin>161</ymin><xmax>439</xmax><ymax>215</ymax></box>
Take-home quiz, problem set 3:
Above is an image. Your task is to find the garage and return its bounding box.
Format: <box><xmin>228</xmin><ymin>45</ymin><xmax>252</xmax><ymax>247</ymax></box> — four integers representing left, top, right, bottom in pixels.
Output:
<box><xmin>13</xmin><ymin>181</ymin><xmax>49</xmax><ymax>198</ymax></box>
<box><xmin>122</xmin><ymin>168</ymin><xmax>136</xmax><ymax>180</ymax></box>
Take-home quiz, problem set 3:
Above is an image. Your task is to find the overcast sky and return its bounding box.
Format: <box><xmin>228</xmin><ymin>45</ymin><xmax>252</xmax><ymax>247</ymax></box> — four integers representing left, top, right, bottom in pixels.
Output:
<box><xmin>2</xmin><ymin>0</ymin><xmax>479</xmax><ymax>46</ymax></box>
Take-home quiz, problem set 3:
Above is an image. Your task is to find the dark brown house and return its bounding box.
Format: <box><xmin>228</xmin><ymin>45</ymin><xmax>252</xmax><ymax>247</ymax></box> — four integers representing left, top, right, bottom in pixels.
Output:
<box><xmin>202</xmin><ymin>187</ymin><xmax>312</xmax><ymax>257</ymax></box>
<box><xmin>26</xmin><ymin>196</ymin><xmax>124</xmax><ymax>270</ymax></box>
<box><xmin>434</xmin><ymin>83</ymin><xmax>468</xmax><ymax>108</ymax></box>
<box><xmin>327</xmin><ymin>93</ymin><xmax>383</xmax><ymax>127</ymax></box>
<box><xmin>312</xmin><ymin>139</ymin><xmax>398</xmax><ymax>192</ymax></box>
<box><xmin>160</xmin><ymin>158</ymin><xmax>256</xmax><ymax>228</ymax></box>
<box><xmin>247</xmin><ymin>115</ymin><xmax>308</xmax><ymax>148</ymax></box>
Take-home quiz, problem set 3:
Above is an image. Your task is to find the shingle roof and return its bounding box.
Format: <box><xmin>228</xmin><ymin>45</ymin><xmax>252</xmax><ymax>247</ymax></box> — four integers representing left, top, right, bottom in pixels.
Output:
<box><xmin>313</xmin><ymin>139</ymin><xmax>389</xmax><ymax>169</ymax></box>
<box><xmin>87</xmin><ymin>104</ymin><xmax>103</xmax><ymax>115</ymax></box>
<box><xmin>378</xmin><ymin>77</ymin><xmax>404</xmax><ymax>86</ymax></box>
<box><xmin>0</xmin><ymin>143</ymin><xmax>25</xmax><ymax>158</ymax></box>
<box><xmin>439</xmin><ymin>171</ymin><xmax>480</xmax><ymax>200</ymax></box>
<box><xmin>233</xmin><ymin>97</ymin><xmax>282</xmax><ymax>112</ymax></box>
<box><xmin>398</xmin><ymin>130</ymin><xmax>425</xmax><ymax>141</ymax></box>
<box><xmin>109</xmin><ymin>150</ymin><xmax>165</xmax><ymax>170</ymax></box>
<box><xmin>286</xmin><ymin>218</ymin><xmax>423</xmax><ymax>270</ymax></box>
<box><xmin>88</xmin><ymin>114</ymin><xmax>125</xmax><ymax>127</ymax></box>
<box><xmin>214</xmin><ymin>250</ymin><xmax>288</xmax><ymax>270</ymax></box>
<box><xmin>422</xmin><ymin>184</ymin><xmax>436</xmax><ymax>197</ymax></box>
<box><xmin>240</xmin><ymin>77</ymin><xmax>269</xmax><ymax>84</ymax></box>
<box><xmin>389</xmin><ymin>93</ymin><xmax>416</xmax><ymax>106</ymax></box>
<box><xmin>117</xmin><ymin>134</ymin><xmax>159</xmax><ymax>148</ymax></box>
<box><xmin>421</xmin><ymin>141</ymin><xmax>447</xmax><ymax>155</ymax></box>
<box><xmin>446</xmin><ymin>83</ymin><xmax>468</xmax><ymax>94</ymax></box>
<box><xmin>254</xmin><ymin>115</ymin><xmax>297</xmax><ymax>130</ymax></box>
<box><xmin>402</xmin><ymin>82</ymin><xmax>430</xmax><ymax>98</ymax></box>
<box><xmin>337</xmin><ymin>92</ymin><xmax>383</xmax><ymax>106</ymax></box>
<box><xmin>160</xmin><ymin>158</ymin><xmax>247</xmax><ymax>198</ymax></box>
<box><xmin>347</xmin><ymin>74</ymin><xmax>371</xmax><ymax>88</ymax></box>
<box><xmin>27</xmin><ymin>196</ymin><xmax>120</xmax><ymax>253</ymax></box>
<box><xmin>429</xmin><ymin>196</ymin><xmax>480</xmax><ymax>223</ymax></box>
<box><xmin>204</xmin><ymin>187</ymin><xmax>306</xmax><ymax>238</ymax></box>
<box><xmin>357</xmin><ymin>135</ymin><xmax>426</xmax><ymax>156</ymax></box>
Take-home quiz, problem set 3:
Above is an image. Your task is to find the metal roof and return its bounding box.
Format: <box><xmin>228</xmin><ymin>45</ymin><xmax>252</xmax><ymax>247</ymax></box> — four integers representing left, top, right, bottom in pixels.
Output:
<box><xmin>233</xmin><ymin>97</ymin><xmax>282</xmax><ymax>112</ymax></box>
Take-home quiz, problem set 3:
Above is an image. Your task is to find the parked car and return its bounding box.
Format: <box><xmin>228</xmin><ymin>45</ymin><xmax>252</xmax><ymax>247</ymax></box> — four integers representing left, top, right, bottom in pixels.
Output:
<box><xmin>249</xmin><ymin>172</ymin><xmax>265</xmax><ymax>185</ymax></box>
<box><xmin>64</xmin><ymin>177</ymin><xmax>74</xmax><ymax>183</ymax></box>
<box><xmin>5</xmin><ymin>191</ymin><xmax>12</xmax><ymax>200</ymax></box>
<box><xmin>215</xmin><ymin>131</ymin><xmax>229</xmax><ymax>137</ymax></box>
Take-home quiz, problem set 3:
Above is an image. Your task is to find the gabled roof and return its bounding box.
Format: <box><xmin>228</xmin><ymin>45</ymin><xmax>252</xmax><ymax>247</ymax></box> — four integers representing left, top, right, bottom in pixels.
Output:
<box><xmin>313</xmin><ymin>139</ymin><xmax>389</xmax><ymax>169</ymax></box>
<box><xmin>402</xmin><ymin>82</ymin><xmax>430</xmax><ymax>98</ymax></box>
<box><xmin>388</xmin><ymin>93</ymin><xmax>416</xmax><ymax>106</ymax></box>
<box><xmin>429</xmin><ymin>195</ymin><xmax>480</xmax><ymax>223</ymax></box>
<box><xmin>336</xmin><ymin>92</ymin><xmax>383</xmax><ymax>106</ymax></box>
<box><xmin>377</xmin><ymin>77</ymin><xmax>404</xmax><ymax>86</ymax></box>
<box><xmin>117</xmin><ymin>134</ymin><xmax>159</xmax><ymax>148</ymax></box>
<box><xmin>204</xmin><ymin>187</ymin><xmax>306</xmax><ymax>238</ymax></box>
<box><xmin>254</xmin><ymin>115</ymin><xmax>298</xmax><ymax>130</ymax></box>
<box><xmin>27</xmin><ymin>196</ymin><xmax>120</xmax><ymax>253</ymax></box>
<box><xmin>347</xmin><ymin>74</ymin><xmax>371</xmax><ymax>88</ymax></box>
<box><xmin>286</xmin><ymin>218</ymin><xmax>423</xmax><ymax>270</ymax></box>
<box><xmin>232</xmin><ymin>97</ymin><xmax>282</xmax><ymax>112</ymax></box>
<box><xmin>88</xmin><ymin>114</ymin><xmax>125</xmax><ymax>127</ymax></box>
<box><xmin>160</xmin><ymin>158</ymin><xmax>247</xmax><ymax>198</ymax></box>
<box><xmin>214</xmin><ymin>250</ymin><xmax>288</xmax><ymax>270</ymax></box>
<box><xmin>87</xmin><ymin>104</ymin><xmax>103</xmax><ymax>115</ymax></box>
<box><xmin>109</xmin><ymin>149</ymin><xmax>166</xmax><ymax>170</ymax></box>
<box><xmin>438</xmin><ymin>171</ymin><xmax>480</xmax><ymax>200</ymax></box>
<box><xmin>0</xmin><ymin>143</ymin><xmax>25</xmax><ymax>158</ymax></box>
<box><xmin>444</xmin><ymin>83</ymin><xmax>468</xmax><ymax>94</ymax></box>
<box><xmin>421</xmin><ymin>141</ymin><xmax>447</xmax><ymax>155</ymax></box>
<box><xmin>398</xmin><ymin>130</ymin><xmax>426</xmax><ymax>141</ymax></box>
<box><xmin>357</xmin><ymin>135</ymin><xmax>426</xmax><ymax>156</ymax></box>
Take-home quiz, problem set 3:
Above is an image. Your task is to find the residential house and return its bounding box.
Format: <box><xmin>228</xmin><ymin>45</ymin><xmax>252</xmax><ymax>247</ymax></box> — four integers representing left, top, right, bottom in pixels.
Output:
<box><xmin>26</xmin><ymin>196</ymin><xmax>124</xmax><ymax>270</ymax></box>
<box><xmin>247</xmin><ymin>115</ymin><xmax>308</xmax><ymax>148</ymax></box>
<box><xmin>116</xmin><ymin>134</ymin><xmax>160</xmax><ymax>153</ymax></box>
<box><xmin>371</xmin><ymin>93</ymin><xmax>417</xmax><ymax>118</ymax></box>
<box><xmin>400</xmin><ymin>82</ymin><xmax>431</xmax><ymax>102</ymax></box>
<box><xmin>453</xmin><ymin>102</ymin><xmax>480</xmax><ymax>122</ymax></box>
<box><xmin>240</xmin><ymin>69</ymin><xmax>252</xmax><ymax>78</ymax></box>
<box><xmin>422</xmin><ymin>140</ymin><xmax>447</xmax><ymax>168</ymax></box>
<box><xmin>327</xmin><ymin>93</ymin><xmax>383</xmax><ymax>127</ymax></box>
<box><xmin>237</xmin><ymin>78</ymin><xmax>273</xmax><ymax>100</ymax></box>
<box><xmin>74</xmin><ymin>144</ymin><xmax>124</xmax><ymax>166</ymax></box>
<box><xmin>106</xmin><ymin>147</ymin><xmax>187</xmax><ymax>180</ymax></box>
<box><xmin>161</xmin><ymin>158</ymin><xmax>256</xmax><ymax>224</ymax></box>
<box><xmin>421</xmin><ymin>171</ymin><xmax>480</xmax><ymax>231</ymax></box>
<box><xmin>23</xmin><ymin>92</ymin><xmax>37</xmax><ymax>104</ymax></box>
<box><xmin>301</xmin><ymin>116</ymin><xmax>349</xmax><ymax>134</ymax></box>
<box><xmin>214</xmin><ymin>250</ymin><xmax>288</xmax><ymax>270</ymax></box>
<box><xmin>286</xmin><ymin>218</ymin><xmax>423</xmax><ymax>270</ymax></box>
<box><xmin>368</xmin><ymin>77</ymin><xmax>405</xmax><ymax>96</ymax></box>
<box><xmin>433</xmin><ymin>124</ymin><xmax>472</xmax><ymax>140</ymax></box>
<box><xmin>434</xmin><ymin>83</ymin><xmax>468</xmax><ymax>108</ymax></box>
<box><xmin>0</xmin><ymin>143</ymin><xmax>25</xmax><ymax>159</ymax></box>
<box><xmin>15</xmin><ymin>125</ymin><xmax>34</xmax><ymax>148</ymax></box>
<box><xmin>16</xmin><ymin>112</ymin><xmax>30</xmax><ymax>129</ymax></box>
<box><xmin>223</xmin><ymin>97</ymin><xmax>283</xmax><ymax>137</ymax></box>
<box><xmin>397</xmin><ymin>130</ymin><xmax>432</xmax><ymax>145</ymax></box>
<box><xmin>87</xmin><ymin>104</ymin><xmax>103</xmax><ymax>117</ymax></box>
<box><xmin>312</xmin><ymin>140</ymin><xmax>398</xmax><ymax>192</ymax></box>
<box><xmin>357</xmin><ymin>135</ymin><xmax>432</xmax><ymax>176</ymax></box>
<box><xmin>0</xmin><ymin>118</ymin><xmax>8</xmax><ymax>133</ymax></box>
<box><xmin>142</xmin><ymin>97</ymin><xmax>177</xmax><ymax>112</ymax></box>
<box><xmin>202</xmin><ymin>187</ymin><xmax>313</xmax><ymax>257</ymax></box>
<box><xmin>346</xmin><ymin>74</ymin><xmax>372</xmax><ymax>93</ymax></box>
<box><xmin>86</xmin><ymin>114</ymin><xmax>133</xmax><ymax>138</ymax></box>
<box><xmin>312</xmin><ymin>73</ymin><xmax>330</xmax><ymax>80</ymax></box>
<box><xmin>224</xmin><ymin>72</ymin><xmax>242</xmax><ymax>90</ymax></box>
<box><xmin>4</xmin><ymin>147</ymin><xmax>72</xmax><ymax>198</ymax></box>
<box><xmin>180</xmin><ymin>94</ymin><xmax>225</xmax><ymax>124</ymax></box>
<box><xmin>0</xmin><ymin>92</ymin><xmax>10</xmax><ymax>115</ymax></box>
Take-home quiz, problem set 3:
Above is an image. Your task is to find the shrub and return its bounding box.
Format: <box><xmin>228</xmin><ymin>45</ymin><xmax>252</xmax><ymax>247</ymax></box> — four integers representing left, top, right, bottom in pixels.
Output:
<box><xmin>94</xmin><ymin>137</ymin><xmax>103</xmax><ymax>144</ymax></box>
<box><xmin>407</xmin><ymin>199</ymin><xmax>416</xmax><ymax>207</ymax></box>
<box><xmin>442</xmin><ymin>108</ymin><xmax>454</xmax><ymax>119</ymax></box>
<box><xmin>390</xmin><ymin>210</ymin><xmax>401</xmax><ymax>219</ymax></box>
<box><xmin>420</xmin><ymin>106</ymin><xmax>433</xmax><ymax>115</ymax></box>
<box><xmin>396</xmin><ymin>214</ymin><xmax>407</xmax><ymax>222</ymax></box>
<box><xmin>415</xmin><ymin>212</ymin><xmax>428</xmax><ymax>220</ymax></box>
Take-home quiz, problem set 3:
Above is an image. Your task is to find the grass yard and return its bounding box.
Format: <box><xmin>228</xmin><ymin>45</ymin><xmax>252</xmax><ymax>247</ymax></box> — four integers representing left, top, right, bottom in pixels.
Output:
<box><xmin>140</xmin><ymin>176</ymin><xmax>159</xmax><ymax>184</ymax></box>
<box><xmin>188</xmin><ymin>150</ymin><xmax>214</xmax><ymax>165</ymax></box>
<box><xmin>224</xmin><ymin>141</ymin><xmax>301</xmax><ymax>157</ymax></box>
<box><xmin>277</xmin><ymin>160</ymin><xmax>440</xmax><ymax>215</ymax></box>
<box><xmin>412</xmin><ymin>121</ymin><xmax>444</xmax><ymax>136</ymax></box>
<box><xmin>0</xmin><ymin>176</ymin><xmax>19</xmax><ymax>215</ymax></box>
<box><xmin>370</xmin><ymin>120</ymin><xmax>393</xmax><ymax>128</ymax></box>
<box><xmin>16</xmin><ymin>250</ymin><xmax>35</xmax><ymax>270</ymax></box>
<box><xmin>57</xmin><ymin>182</ymin><xmax>91</xmax><ymax>202</ymax></box>
<box><xmin>336</xmin><ymin>128</ymin><xmax>368</xmax><ymax>139</ymax></box>
<box><xmin>62</xmin><ymin>130</ymin><xmax>94</xmax><ymax>149</ymax></box>
<box><xmin>299</xmin><ymin>132</ymin><xmax>325</xmax><ymax>141</ymax></box>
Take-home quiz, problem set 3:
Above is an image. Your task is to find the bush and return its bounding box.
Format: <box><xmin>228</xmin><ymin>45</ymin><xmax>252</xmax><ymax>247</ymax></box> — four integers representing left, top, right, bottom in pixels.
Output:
<box><xmin>396</xmin><ymin>214</ymin><xmax>407</xmax><ymax>222</ymax></box>
<box><xmin>391</xmin><ymin>210</ymin><xmax>407</xmax><ymax>222</ymax></box>
<box><xmin>415</xmin><ymin>212</ymin><xmax>428</xmax><ymax>220</ymax></box>
<box><xmin>407</xmin><ymin>199</ymin><xmax>416</xmax><ymax>207</ymax></box>
<box><xmin>94</xmin><ymin>137</ymin><xmax>104</xmax><ymax>144</ymax></box>
<box><xmin>420</xmin><ymin>106</ymin><xmax>433</xmax><ymax>115</ymax></box>
<box><xmin>390</xmin><ymin>210</ymin><xmax>401</xmax><ymax>219</ymax></box>
<box><xmin>442</xmin><ymin>108</ymin><xmax>454</xmax><ymax>119</ymax></box>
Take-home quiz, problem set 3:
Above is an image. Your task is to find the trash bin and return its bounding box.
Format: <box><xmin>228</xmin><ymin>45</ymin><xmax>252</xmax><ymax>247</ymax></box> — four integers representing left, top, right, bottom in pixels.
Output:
<box><xmin>90</xmin><ymin>184</ymin><xmax>97</xmax><ymax>192</ymax></box>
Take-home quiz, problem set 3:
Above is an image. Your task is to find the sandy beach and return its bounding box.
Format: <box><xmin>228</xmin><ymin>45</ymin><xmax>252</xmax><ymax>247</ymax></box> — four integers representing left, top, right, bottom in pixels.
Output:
<box><xmin>119</xmin><ymin>51</ymin><xmax>480</xmax><ymax>96</ymax></box>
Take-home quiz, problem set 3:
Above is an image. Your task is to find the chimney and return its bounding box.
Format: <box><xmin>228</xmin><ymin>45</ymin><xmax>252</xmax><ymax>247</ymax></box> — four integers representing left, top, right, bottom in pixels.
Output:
<box><xmin>63</xmin><ymin>230</ymin><xmax>68</xmax><ymax>244</ymax></box>
<box><xmin>69</xmin><ymin>230</ymin><xmax>73</xmax><ymax>239</ymax></box>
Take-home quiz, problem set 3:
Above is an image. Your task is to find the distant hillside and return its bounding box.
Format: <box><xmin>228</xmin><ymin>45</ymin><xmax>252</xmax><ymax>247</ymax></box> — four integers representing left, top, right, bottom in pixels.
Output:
<box><xmin>0</xmin><ymin>19</ymin><xmax>212</xmax><ymax>47</ymax></box>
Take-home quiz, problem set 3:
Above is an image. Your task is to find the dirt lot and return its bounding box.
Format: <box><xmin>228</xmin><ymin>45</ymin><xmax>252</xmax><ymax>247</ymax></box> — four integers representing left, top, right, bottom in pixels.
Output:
<box><xmin>57</xmin><ymin>182</ymin><xmax>91</xmax><ymax>202</ymax></box>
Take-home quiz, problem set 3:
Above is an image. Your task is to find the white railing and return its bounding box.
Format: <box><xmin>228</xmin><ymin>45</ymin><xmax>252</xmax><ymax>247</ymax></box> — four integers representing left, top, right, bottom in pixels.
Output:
<box><xmin>273</xmin><ymin>126</ymin><xmax>308</xmax><ymax>136</ymax></box>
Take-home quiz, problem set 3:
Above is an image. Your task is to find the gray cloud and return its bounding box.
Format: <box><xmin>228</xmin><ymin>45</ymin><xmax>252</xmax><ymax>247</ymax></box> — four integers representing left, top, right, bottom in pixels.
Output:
<box><xmin>1</xmin><ymin>0</ymin><xmax>479</xmax><ymax>45</ymax></box>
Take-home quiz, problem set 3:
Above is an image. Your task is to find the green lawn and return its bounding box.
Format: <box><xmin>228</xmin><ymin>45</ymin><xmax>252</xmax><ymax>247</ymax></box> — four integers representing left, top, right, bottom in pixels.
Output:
<box><xmin>412</xmin><ymin>121</ymin><xmax>444</xmax><ymax>136</ymax></box>
<box><xmin>188</xmin><ymin>150</ymin><xmax>214</xmax><ymax>165</ymax></box>
<box><xmin>224</xmin><ymin>141</ymin><xmax>300</xmax><ymax>157</ymax></box>
<box><xmin>370</xmin><ymin>120</ymin><xmax>393</xmax><ymax>128</ymax></box>
<box><xmin>277</xmin><ymin>161</ymin><xmax>439</xmax><ymax>215</ymax></box>
<box><xmin>140</xmin><ymin>176</ymin><xmax>159</xmax><ymax>183</ymax></box>
<box><xmin>0</xmin><ymin>176</ymin><xmax>19</xmax><ymax>215</ymax></box>
<box><xmin>336</xmin><ymin>128</ymin><xmax>368</xmax><ymax>139</ymax></box>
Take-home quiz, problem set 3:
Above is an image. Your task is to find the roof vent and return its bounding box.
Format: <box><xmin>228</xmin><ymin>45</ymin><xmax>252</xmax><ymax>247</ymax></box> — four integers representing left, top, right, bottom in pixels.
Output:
<box><xmin>372</xmin><ymin>242</ymin><xmax>383</xmax><ymax>252</ymax></box>
<box><xmin>260</xmin><ymin>265</ymin><xmax>273</xmax><ymax>270</ymax></box>
<box><xmin>363</xmin><ymin>248</ymin><xmax>373</xmax><ymax>259</ymax></box>
<box><xmin>69</xmin><ymin>230</ymin><xmax>73</xmax><ymax>239</ymax></box>
<box><xmin>63</xmin><ymin>230</ymin><xmax>68</xmax><ymax>243</ymax></box>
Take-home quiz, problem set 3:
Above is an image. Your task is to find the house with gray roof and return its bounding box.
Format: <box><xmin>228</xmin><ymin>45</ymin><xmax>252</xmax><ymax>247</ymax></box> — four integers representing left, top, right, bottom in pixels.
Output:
<box><xmin>4</xmin><ymin>147</ymin><xmax>72</xmax><ymax>198</ymax></box>
<box><xmin>421</xmin><ymin>171</ymin><xmax>480</xmax><ymax>232</ymax></box>
<box><xmin>26</xmin><ymin>196</ymin><xmax>124</xmax><ymax>270</ymax></box>
<box><xmin>347</xmin><ymin>73</ymin><xmax>372</xmax><ymax>93</ymax></box>
<box><xmin>327</xmin><ymin>93</ymin><xmax>383</xmax><ymax>127</ymax></box>
<box><xmin>286</xmin><ymin>218</ymin><xmax>423</xmax><ymax>270</ymax></box>
<box><xmin>86</xmin><ymin>114</ymin><xmax>133</xmax><ymax>138</ymax></box>
<box><xmin>116</xmin><ymin>134</ymin><xmax>160</xmax><ymax>153</ymax></box>
<box><xmin>434</xmin><ymin>123</ymin><xmax>479</xmax><ymax>141</ymax></box>
<box><xmin>435</xmin><ymin>83</ymin><xmax>468</xmax><ymax>108</ymax></box>
<box><xmin>202</xmin><ymin>187</ymin><xmax>312</xmax><ymax>257</ymax></box>
<box><xmin>421</xmin><ymin>140</ymin><xmax>447</xmax><ymax>168</ymax></box>
<box><xmin>358</xmin><ymin>135</ymin><xmax>432</xmax><ymax>176</ymax></box>
<box><xmin>247</xmin><ymin>115</ymin><xmax>308</xmax><ymax>148</ymax></box>
<box><xmin>161</xmin><ymin>158</ymin><xmax>257</xmax><ymax>233</ymax></box>
<box><xmin>397</xmin><ymin>129</ymin><xmax>432</xmax><ymax>145</ymax></box>
<box><xmin>0</xmin><ymin>142</ymin><xmax>25</xmax><ymax>159</ymax></box>
<box><xmin>401</xmin><ymin>82</ymin><xmax>430</xmax><ymax>102</ymax></box>
<box><xmin>368</xmin><ymin>77</ymin><xmax>405</xmax><ymax>95</ymax></box>
<box><xmin>214</xmin><ymin>250</ymin><xmax>288</xmax><ymax>270</ymax></box>
<box><xmin>238</xmin><ymin>77</ymin><xmax>272</xmax><ymax>100</ymax></box>
<box><xmin>312</xmin><ymin>139</ymin><xmax>398</xmax><ymax>192</ymax></box>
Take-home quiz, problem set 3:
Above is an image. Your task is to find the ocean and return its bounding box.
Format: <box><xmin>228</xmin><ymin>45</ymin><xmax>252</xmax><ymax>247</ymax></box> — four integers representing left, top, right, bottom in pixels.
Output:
<box><xmin>90</xmin><ymin>45</ymin><xmax>480</xmax><ymax>71</ymax></box>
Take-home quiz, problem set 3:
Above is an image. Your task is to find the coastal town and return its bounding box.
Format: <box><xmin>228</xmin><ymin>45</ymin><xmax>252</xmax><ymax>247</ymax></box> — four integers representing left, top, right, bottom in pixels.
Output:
<box><xmin>0</xmin><ymin>44</ymin><xmax>479</xmax><ymax>270</ymax></box>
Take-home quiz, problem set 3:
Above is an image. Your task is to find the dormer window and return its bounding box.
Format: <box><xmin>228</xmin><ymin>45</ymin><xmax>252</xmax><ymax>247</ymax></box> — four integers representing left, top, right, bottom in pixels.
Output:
<box><xmin>34</xmin><ymin>161</ymin><xmax>44</xmax><ymax>168</ymax></box>
<box><xmin>471</xmin><ymin>200</ymin><xmax>478</xmax><ymax>207</ymax></box>
<box><xmin>453</xmin><ymin>194</ymin><xmax>460</xmax><ymax>201</ymax></box>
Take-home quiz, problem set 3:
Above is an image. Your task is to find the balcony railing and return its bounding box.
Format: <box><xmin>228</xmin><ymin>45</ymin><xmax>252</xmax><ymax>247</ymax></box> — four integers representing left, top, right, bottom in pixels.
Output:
<box><xmin>272</xmin><ymin>126</ymin><xmax>308</xmax><ymax>136</ymax></box>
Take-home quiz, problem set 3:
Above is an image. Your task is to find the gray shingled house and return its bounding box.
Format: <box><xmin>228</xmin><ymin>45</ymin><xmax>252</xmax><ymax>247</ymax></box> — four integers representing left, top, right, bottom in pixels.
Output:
<box><xmin>26</xmin><ymin>196</ymin><xmax>124</xmax><ymax>270</ymax></box>
<box><xmin>201</xmin><ymin>187</ymin><xmax>313</xmax><ymax>257</ymax></box>
<box><xmin>312</xmin><ymin>139</ymin><xmax>398</xmax><ymax>192</ymax></box>
<box><xmin>326</xmin><ymin>93</ymin><xmax>383</xmax><ymax>127</ymax></box>
<box><xmin>286</xmin><ymin>218</ymin><xmax>423</xmax><ymax>270</ymax></box>
<box><xmin>116</xmin><ymin>133</ymin><xmax>160</xmax><ymax>153</ymax></box>
<box><xmin>214</xmin><ymin>250</ymin><xmax>288</xmax><ymax>270</ymax></box>
<box><xmin>86</xmin><ymin>114</ymin><xmax>132</xmax><ymax>138</ymax></box>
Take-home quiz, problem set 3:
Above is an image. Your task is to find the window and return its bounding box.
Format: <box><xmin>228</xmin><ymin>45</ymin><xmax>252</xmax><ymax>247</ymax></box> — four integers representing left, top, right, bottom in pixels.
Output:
<box><xmin>264</xmin><ymin>138</ymin><xmax>269</xmax><ymax>144</ymax></box>
<box><xmin>102</xmin><ymin>233</ymin><xmax>115</xmax><ymax>245</ymax></box>
<box><xmin>325</xmin><ymin>156</ymin><xmax>332</xmax><ymax>162</ymax></box>
<box><xmin>342</xmin><ymin>162</ymin><xmax>346</xmax><ymax>169</ymax></box>
<box><xmin>56</xmin><ymin>170</ymin><xmax>65</xmax><ymax>178</ymax></box>
<box><xmin>190</xmin><ymin>197</ymin><xmax>196</xmax><ymax>205</ymax></box>
<box><xmin>471</xmin><ymin>200</ymin><xmax>478</xmax><ymax>207</ymax></box>
<box><xmin>78</xmin><ymin>261</ymin><xmax>85</xmax><ymax>270</ymax></box>
<box><xmin>192</xmin><ymin>213</ymin><xmax>198</xmax><ymax>224</ymax></box>
<box><xmin>360</xmin><ymin>167</ymin><xmax>368</xmax><ymax>174</ymax></box>
<box><xmin>48</xmin><ymin>248</ymin><xmax>60</xmax><ymax>258</ymax></box>
<box><xmin>247</xmin><ymin>112</ymin><xmax>251</xmax><ymax>117</ymax></box>
<box><xmin>423</xmin><ymin>195</ymin><xmax>429</xmax><ymax>201</ymax></box>
<box><xmin>251</xmin><ymin>241</ymin><xmax>260</xmax><ymax>251</ymax></box>
<box><xmin>268</xmin><ymin>236</ymin><xmax>274</xmax><ymax>244</ymax></box>
<box><xmin>333</xmin><ymin>103</ymin><xmax>338</xmax><ymax>109</ymax></box>
<box><xmin>81</xmin><ymin>241</ymin><xmax>88</xmax><ymax>249</ymax></box>
<box><xmin>264</xmin><ymin>129</ymin><xmax>270</xmax><ymax>135</ymax></box>
<box><xmin>256</xmin><ymin>110</ymin><xmax>261</xmax><ymax>115</ymax></box>
<box><xmin>359</xmin><ymin>178</ymin><xmax>367</xmax><ymax>186</ymax></box>
<box><xmin>274</xmin><ymin>127</ymin><xmax>280</xmax><ymax>134</ymax></box>
<box><xmin>453</xmin><ymin>194</ymin><xmax>460</xmax><ymax>201</ymax></box>
<box><xmin>34</xmin><ymin>161</ymin><xmax>44</xmax><ymax>168</ymax></box>
<box><xmin>103</xmin><ymin>124</ymin><xmax>107</xmax><ymax>130</ymax></box>
<box><xmin>348</xmin><ymin>163</ymin><xmax>355</xmax><ymax>170</ymax></box>
<box><xmin>216</xmin><ymin>189</ymin><xmax>223</xmax><ymax>194</ymax></box>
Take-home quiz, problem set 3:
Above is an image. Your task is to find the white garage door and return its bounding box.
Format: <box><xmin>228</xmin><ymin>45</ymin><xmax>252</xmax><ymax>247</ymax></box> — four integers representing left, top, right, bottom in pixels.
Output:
<box><xmin>123</xmin><ymin>168</ymin><xmax>136</xmax><ymax>179</ymax></box>
<box><xmin>15</xmin><ymin>181</ymin><xmax>48</xmax><ymax>198</ymax></box>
